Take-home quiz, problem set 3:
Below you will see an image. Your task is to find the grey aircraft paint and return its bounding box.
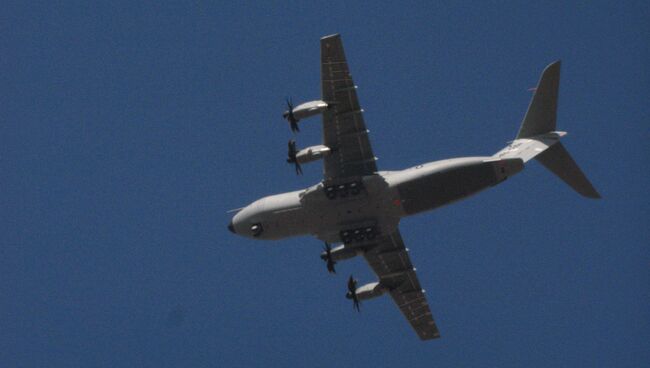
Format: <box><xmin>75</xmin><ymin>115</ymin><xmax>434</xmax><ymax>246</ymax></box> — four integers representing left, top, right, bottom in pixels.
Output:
<box><xmin>229</xmin><ymin>156</ymin><xmax>524</xmax><ymax>241</ymax></box>
<box><xmin>228</xmin><ymin>35</ymin><xmax>599</xmax><ymax>340</ymax></box>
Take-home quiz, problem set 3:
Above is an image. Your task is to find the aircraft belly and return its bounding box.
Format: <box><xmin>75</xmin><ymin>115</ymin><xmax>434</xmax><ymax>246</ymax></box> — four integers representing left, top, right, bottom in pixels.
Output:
<box><xmin>297</xmin><ymin>175</ymin><xmax>401</xmax><ymax>243</ymax></box>
<box><xmin>397</xmin><ymin>162</ymin><xmax>499</xmax><ymax>215</ymax></box>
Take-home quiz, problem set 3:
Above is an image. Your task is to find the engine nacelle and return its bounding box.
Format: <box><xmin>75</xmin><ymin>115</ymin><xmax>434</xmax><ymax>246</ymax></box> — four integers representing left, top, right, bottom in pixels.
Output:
<box><xmin>284</xmin><ymin>100</ymin><xmax>329</xmax><ymax>121</ymax></box>
<box><xmin>351</xmin><ymin>282</ymin><xmax>387</xmax><ymax>301</ymax></box>
<box><xmin>321</xmin><ymin>244</ymin><xmax>359</xmax><ymax>262</ymax></box>
<box><xmin>296</xmin><ymin>145</ymin><xmax>331</xmax><ymax>164</ymax></box>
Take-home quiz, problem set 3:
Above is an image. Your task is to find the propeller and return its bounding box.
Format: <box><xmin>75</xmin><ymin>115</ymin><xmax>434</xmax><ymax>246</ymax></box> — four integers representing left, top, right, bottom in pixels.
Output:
<box><xmin>346</xmin><ymin>275</ymin><xmax>360</xmax><ymax>312</ymax></box>
<box><xmin>286</xmin><ymin>139</ymin><xmax>302</xmax><ymax>175</ymax></box>
<box><xmin>322</xmin><ymin>242</ymin><xmax>336</xmax><ymax>274</ymax></box>
<box><xmin>283</xmin><ymin>97</ymin><xmax>300</xmax><ymax>133</ymax></box>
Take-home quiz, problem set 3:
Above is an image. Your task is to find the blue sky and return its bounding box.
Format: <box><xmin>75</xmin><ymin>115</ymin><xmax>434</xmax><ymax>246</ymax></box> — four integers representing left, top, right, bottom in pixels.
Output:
<box><xmin>1</xmin><ymin>1</ymin><xmax>648</xmax><ymax>367</ymax></box>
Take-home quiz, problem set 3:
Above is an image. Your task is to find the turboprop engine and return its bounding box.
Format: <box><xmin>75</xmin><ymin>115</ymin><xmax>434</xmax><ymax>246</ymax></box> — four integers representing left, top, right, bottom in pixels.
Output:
<box><xmin>346</xmin><ymin>280</ymin><xmax>387</xmax><ymax>311</ymax></box>
<box><xmin>295</xmin><ymin>145</ymin><xmax>331</xmax><ymax>164</ymax></box>
<box><xmin>320</xmin><ymin>243</ymin><xmax>359</xmax><ymax>262</ymax></box>
<box><xmin>287</xmin><ymin>142</ymin><xmax>331</xmax><ymax>175</ymax></box>
<box><xmin>283</xmin><ymin>100</ymin><xmax>329</xmax><ymax>122</ymax></box>
<box><xmin>283</xmin><ymin>99</ymin><xmax>329</xmax><ymax>132</ymax></box>
<box><xmin>351</xmin><ymin>281</ymin><xmax>387</xmax><ymax>300</ymax></box>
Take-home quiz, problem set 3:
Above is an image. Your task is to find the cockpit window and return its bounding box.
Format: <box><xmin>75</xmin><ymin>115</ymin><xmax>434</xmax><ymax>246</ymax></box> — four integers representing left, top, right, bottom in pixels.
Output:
<box><xmin>250</xmin><ymin>223</ymin><xmax>264</xmax><ymax>237</ymax></box>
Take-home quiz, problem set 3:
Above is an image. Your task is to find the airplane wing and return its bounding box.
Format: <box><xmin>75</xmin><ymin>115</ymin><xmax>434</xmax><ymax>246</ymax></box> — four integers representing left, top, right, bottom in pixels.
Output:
<box><xmin>363</xmin><ymin>229</ymin><xmax>441</xmax><ymax>340</ymax></box>
<box><xmin>321</xmin><ymin>34</ymin><xmax>438</xmax><ymax>339</ymax></box>
<box><xmin>321</xmin><ymin>34</ymin><xmax>378</xmax><ymax>180</ymax></box>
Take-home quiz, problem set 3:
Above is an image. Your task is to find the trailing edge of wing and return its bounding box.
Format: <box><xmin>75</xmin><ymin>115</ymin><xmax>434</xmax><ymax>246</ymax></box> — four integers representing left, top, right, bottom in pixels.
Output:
<box><xmin>362</xmin><ymin>230</ymin><xmax>441</xmax><ymax>340</ymax></box>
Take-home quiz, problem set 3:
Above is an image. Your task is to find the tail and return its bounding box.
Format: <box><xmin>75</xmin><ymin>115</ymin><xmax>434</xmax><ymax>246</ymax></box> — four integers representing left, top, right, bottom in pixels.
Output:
<box><xmin>494</xmin><ymin>61</ymin><xmax>601</xmax><ymax>199</ymax></box>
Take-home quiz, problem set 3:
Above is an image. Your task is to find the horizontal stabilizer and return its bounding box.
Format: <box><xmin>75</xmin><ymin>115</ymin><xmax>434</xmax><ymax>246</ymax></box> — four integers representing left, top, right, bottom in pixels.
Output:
<box><xmin>535</xmin><ymin>142</ymin><xmax>601</xmax><ymax>198</ymax></box>
<box><xmin>494</xmin><ymin>131</ymin><xmax>565</xmax><ymax>163</ymax></box>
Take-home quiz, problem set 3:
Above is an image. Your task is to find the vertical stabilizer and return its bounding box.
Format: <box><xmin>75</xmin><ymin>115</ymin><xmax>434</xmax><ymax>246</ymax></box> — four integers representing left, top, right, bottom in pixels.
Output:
<box><xmin>498</xmin><ymin>61</ymin><xmax>600</xmax><ymax>199</ymax></box>
<box><xmin>517</xmin><ymin>61</ymin><xmax>561</xmax><ymax>139</ymax></box>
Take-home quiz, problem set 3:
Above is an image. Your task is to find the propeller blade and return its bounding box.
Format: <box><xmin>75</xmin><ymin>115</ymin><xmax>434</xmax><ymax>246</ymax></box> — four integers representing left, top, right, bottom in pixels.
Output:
<box><xmin>287</xmin><ymin>139</ymin><xmax>296</xmax><ymax>162</ymax></box>
<box><xmin>322</xmin><ymin>242</ymin><xmax>336</xmax><ymax>274</ymax></box>
<box><xmin>284</xmin><ymin>97</ymin><xmax>299</xmax><ymax>132</ymax></box>
<box><xmin>286</xmin><ymin>140</ymin><xmax>302</xmax><ymax>175</ymax></box>
<box><xmin>290</xmin><ymin>120</ymin><xmax>300</xmax><ymax>133</ymax></box>
<box><xmin>347</xmin><ymin>275</ymin><xmax>360</xmax><ymax>312</ymax></box>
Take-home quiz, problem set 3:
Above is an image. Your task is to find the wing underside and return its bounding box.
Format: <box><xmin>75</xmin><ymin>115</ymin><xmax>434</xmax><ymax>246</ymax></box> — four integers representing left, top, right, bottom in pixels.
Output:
<box><xmin>363</xmin><ymin>230</ymin><xmax>441</xmax><ymax>340</ymax></box>
<box><xmin>321</xmin><ymin>34</ymin><xmax>377</xmax><ymax>181</ymax></box>
<box><xmin>320</xmin><ymin>35</ymin><xmax>438</xmax><ymax>340</ymax></box>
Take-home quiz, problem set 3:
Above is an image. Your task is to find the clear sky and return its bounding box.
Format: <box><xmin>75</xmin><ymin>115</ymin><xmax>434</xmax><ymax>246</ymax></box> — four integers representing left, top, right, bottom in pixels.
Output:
<box><xmin>1</xmin><ymin>1</ymin><xmax>648</xmax><ymax>367</ymax></box>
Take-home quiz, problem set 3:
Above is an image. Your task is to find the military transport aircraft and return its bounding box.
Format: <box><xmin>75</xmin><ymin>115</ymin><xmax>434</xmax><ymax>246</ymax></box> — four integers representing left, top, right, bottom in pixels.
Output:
<box><xmin>227</xmin><ymin>34</ymin><xmax>600</xmax><ymax>340</ymax></box>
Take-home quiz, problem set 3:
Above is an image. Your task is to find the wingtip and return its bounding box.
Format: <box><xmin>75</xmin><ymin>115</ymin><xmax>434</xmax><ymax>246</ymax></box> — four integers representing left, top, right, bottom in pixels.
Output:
<box><xmin>586</xmin><ymin>191</ymin><xmax>602</xmax><ymax>199</ymax></box>
<box><xmin>419</xmin><ymin>331</ymin><xmax>442</xmax><ymax>341</ymax></box>
<box><xmin>579</xmin><ymin>182</ymin><xmax>601</xmax><ymax>199</ymax></box>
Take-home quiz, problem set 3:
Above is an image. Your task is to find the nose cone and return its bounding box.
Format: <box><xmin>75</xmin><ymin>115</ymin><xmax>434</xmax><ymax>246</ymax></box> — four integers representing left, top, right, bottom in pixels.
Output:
<box><xmin>227</xmin><ymin>220</ymin><xmax>235</xmax><ymax>234</ymax></box>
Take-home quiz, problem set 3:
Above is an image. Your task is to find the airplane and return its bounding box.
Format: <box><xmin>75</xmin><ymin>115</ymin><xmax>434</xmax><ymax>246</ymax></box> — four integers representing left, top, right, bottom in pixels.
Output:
<box><xmin>227</xmin><ymin>34</ymin><xmax>600</xmax><ymax>340</ymax></box>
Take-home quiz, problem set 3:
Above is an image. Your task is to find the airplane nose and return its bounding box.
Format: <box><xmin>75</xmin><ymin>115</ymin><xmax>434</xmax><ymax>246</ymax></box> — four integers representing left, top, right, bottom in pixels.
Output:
<box><xmin>227</xmin><ymin>220</ymin><xmax>235</xmax><ymax>234</ymax></box>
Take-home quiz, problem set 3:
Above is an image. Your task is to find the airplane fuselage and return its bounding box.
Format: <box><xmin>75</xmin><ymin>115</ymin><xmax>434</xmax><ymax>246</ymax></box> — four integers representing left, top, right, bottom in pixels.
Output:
<box><xmin>227</xmin><ymin>37</ymin><xmax>599</xmax><ymax>339</ymax></box>
<box><xmin>228</xmin><ymin>156</ymin><xmax>524</xmax><ymax>242</ymax></box>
